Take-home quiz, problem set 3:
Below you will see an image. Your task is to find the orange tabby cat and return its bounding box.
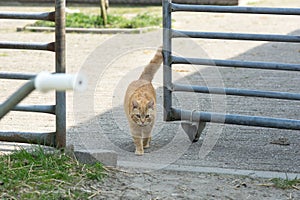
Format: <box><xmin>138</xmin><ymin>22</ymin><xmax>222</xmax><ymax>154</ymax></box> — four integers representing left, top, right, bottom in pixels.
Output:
<box><xmin>124</xmin><ymin>47</ymin><xmax>163</xmax><ymax>155</ymax></box>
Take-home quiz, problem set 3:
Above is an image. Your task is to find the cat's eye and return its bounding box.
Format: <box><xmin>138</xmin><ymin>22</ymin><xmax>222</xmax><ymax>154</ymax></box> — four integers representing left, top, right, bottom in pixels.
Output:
<box><xmin>145</xmin><ymin>115</ymin><xmax>150</xmax><ymax>118</ymax></box>
<box><xmin>136</xmin><ymin>114</ymin><xmax>141</xmax><ymax>118</ymax></box>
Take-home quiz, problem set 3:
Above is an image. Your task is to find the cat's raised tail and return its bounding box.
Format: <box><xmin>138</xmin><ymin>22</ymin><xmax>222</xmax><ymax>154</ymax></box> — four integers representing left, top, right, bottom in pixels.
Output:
<box><xmin>138</xmin><ymin>46</ymin><xmax>163</xmax><ymax>82</ymax></box>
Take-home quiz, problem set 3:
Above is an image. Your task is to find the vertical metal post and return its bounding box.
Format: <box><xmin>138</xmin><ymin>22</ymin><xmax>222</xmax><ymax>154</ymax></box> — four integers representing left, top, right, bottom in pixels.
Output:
<box><xmin>55</xmin><ymin>0</ymin><xmax>66</xmax><ymax>148</ymax></box>
<box><xmin>163</xmin><ymin>0</ymin><xmax>173</xmax><ymax>121</ymax></box>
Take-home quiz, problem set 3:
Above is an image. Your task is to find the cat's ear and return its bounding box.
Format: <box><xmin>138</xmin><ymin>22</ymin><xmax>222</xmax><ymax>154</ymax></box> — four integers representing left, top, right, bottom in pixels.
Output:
<box><xmin>132</xmin><ymin>100</ymin><xmax>139</xmax><ymax>109</ymax></box>
<box><xmin>147</xmin><ymin>100</ymin><xmax>154</xmax><ymax>109</ymax></box>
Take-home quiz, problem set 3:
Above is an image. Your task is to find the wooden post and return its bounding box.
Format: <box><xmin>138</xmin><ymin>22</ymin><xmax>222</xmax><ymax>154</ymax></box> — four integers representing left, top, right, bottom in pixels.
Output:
<box><xmin>100</xmin><ymin>0</ymin><xmax>108</xmax><ymax>26</ymax></box>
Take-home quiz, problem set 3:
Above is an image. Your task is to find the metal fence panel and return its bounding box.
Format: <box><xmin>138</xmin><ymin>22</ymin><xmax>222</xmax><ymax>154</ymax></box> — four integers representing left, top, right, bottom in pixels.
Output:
<box><xmin>163</xmin><ymin>0</ymin><xmax>300</xmax><ymax>131</ymax></box>
<box><xmin>0</xmin><ymin>0</ymin><xmax>66</xmax><ymax>147</ymax></box>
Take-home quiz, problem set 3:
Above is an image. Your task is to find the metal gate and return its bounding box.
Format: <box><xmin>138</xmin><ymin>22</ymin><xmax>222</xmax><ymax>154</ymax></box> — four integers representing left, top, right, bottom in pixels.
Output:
<box><xmin>0</xmin><ymin>0</ymin><xmax>66</xmax><ymax>148</ymax></box>
<box><xmin>162</xmin><ymin>0</ymin><xmax>300</xmax><ymax>136</ymax></box>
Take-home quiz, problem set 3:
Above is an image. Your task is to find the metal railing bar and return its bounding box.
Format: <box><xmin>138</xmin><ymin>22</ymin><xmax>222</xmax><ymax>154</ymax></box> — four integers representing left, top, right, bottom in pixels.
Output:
<box><xmin>172</xmin><ymin>108</ymin><xmax>300</xmax><ymax>130</ymax></box>
<box><xmin>171</xmin><ymin>3</ymin><xmax>300</xmax><ymax>15</ymax></box>
<box><xmin>12</xmin><ymin>105</ymin><xmax>55</xmax><ymax>114</ymax></box>
<box><xmin>0</xmin><ymin>72</ymin><xmax>36</xmax><ymax>80</ymax></box>
<box><xmin>0</xmin><ymin>80</ymin><xmax>35</xmax><ymax>119</ymax></box>
<box><xmin>0</xmin><ymin>41</ymin><xmax>55</xmax><ymax>52</ymax></box>
<box><xmin>172</xmin><ymin>30</ymin><xmax>300</xmax><ymax>43</ymax></box>
<box><xmin>0</xmin><ymin>11</ymin><xmax>55</xmax><ymax>21</ymax></box>
<box><xmin>172</xmin><ymin>56</ymin><xmax>300</xmax><ymax>71</ymax></box>
<box><xmin>173</xmin><ymin>84</ymin><xmax>300</xmax><ymax>101</ymax></box>
<box><xmin>0</xmin><ymin>131</ymin><xmax>55</xmax><ymax>146</ymax></box>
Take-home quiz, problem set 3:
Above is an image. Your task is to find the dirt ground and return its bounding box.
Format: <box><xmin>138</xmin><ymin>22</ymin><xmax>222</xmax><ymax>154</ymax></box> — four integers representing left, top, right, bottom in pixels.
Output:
<box><xmin>86</xmin><ymin>167</ymin><xmax>298</xmax><ymax>200</ymax></box>
<box><xmin>1</xmin><ymin>0</ymin><xmax>300</xmax><ymax>199</ymax></box>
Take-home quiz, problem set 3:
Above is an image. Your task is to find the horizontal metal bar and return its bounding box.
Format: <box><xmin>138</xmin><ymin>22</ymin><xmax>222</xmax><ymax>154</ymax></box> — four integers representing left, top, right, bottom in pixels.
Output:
<box><xmin>171</xmin><ymin>3</ymin><xmax>300</xmax><ymax>15</ymax></box>
<box><xmin>172</xmin><ymin>56</ymin><xmax>300</xmax><ymax>71</ymax></box>
<box><xmin>0</xmin><ymin>131</ymin><xmax>55</xmax><ymax>146</ymax></box>
<box><xmin>172</xmin><ymin>30</ymin><xmax>300</xmax><ymax>43</ymax></box>
<box><xmin>0</xmin><ymin>11</ymin><xmax>55</xmax><ymax>21</ymax></box>
<box><xmin>12</xmin><ymin>105</ymin><xmax>55</xmax><ymax>114</ymax></box>
<box><xmin>172</xmin><ymin>108</ymin><xmax>300</xmax><ymax>130</ymax></box>
<box><xmin>0</xmin><ymin>41</ymin><xmax>55</xmax><ymax>52</ymax></box>
<box><xmin>173</xmin><ymin>84</ymin><xmax>300</xmax><ymax>101</ymax></box>
<box><xmin>0</xmin><ymin>72</ymin><xmax>36</xmax><ymax>80</ymax></box>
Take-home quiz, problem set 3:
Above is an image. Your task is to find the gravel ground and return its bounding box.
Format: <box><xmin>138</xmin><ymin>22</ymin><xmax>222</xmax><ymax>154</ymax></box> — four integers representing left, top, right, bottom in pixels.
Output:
<box><xmin>92</xmin><ymin>167</ymin><xmax>299</xmax><ymax>200</ymax></box>
<box><xmin>1</xmin><ymin>0</ymin><xmax>300</xmax><ymax>199</ymax></box>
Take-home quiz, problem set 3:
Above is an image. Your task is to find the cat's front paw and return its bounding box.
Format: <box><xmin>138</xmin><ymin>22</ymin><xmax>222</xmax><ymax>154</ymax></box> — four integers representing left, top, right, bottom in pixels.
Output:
<box><xmin>135</xmin><ymin>149</ymin><xmax>144</xmax><ymax>156</ymax></box>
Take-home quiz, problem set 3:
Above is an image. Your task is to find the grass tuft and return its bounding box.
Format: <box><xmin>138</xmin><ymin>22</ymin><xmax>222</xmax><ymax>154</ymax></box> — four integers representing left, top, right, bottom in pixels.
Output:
<box><xmin>270</xmin><ymin>177</ymin><xmax>300</xmax><ymax>189</ymax></box>
<box><xmin>0</xmin><ymin>146</ymin><xmax>105</xmax><ymax>199</ymax></box>
<box><xmin>32</xmin><ymin>12</ymin><xmax>161</xmax><ymax>29</ymax></box>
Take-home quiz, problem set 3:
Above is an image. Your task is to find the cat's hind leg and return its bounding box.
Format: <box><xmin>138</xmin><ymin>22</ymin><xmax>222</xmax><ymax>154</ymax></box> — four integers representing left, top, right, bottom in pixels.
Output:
<box><xmin>133</xmin><ymin>136</ymin><xmax>144</xmax><ymax>155</ymax></box>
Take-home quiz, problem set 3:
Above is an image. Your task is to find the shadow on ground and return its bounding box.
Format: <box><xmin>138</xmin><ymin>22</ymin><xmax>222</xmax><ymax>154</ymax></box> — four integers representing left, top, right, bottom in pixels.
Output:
<box><xmin>68</xmin><ymin>29</ymin><xmax>300</xmax><ymax>173</ymax></box>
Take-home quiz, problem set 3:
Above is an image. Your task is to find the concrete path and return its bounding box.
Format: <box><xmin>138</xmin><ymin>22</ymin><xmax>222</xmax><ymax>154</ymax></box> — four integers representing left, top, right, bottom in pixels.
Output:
<box><xmin>68</xmin><ymin>0</ymin><xmax>300</xmax><ymax>179</ymax></box>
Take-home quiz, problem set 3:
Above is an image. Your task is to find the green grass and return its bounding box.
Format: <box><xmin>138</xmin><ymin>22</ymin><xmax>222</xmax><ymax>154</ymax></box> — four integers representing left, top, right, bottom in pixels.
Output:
<box><xmin>0</xmin><ymin>147</ymin><xmax>105</xmax><ymax>199</ymax></box>
<box><xmin>32</xmin><ymin>12</ymin><xmax>161</xmax><ymax>29</ymax></box>
<box><xmin>0</xmin><ymin>53</ymin><xmax>8</xmax><ymax>57</ymax></box>
<box><xmin>108</xmin><ymin>6</ymin><xmax>161</xmax><ymax>15</ymax></box>
<box><xmin>67</xmin><ymin>6</ymin><xmax>161</xmax><ymax>16</ymax></box>
<box><xmin>270</xmin><ymin>177</ymin><xmax>300</xmax><ymax>189</ymax></box>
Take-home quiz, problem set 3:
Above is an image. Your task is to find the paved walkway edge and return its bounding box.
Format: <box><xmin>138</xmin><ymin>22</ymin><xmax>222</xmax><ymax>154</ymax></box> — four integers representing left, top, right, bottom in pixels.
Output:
<box><xmin>119</xmin><ymin>161</ymin><xmax>300</xmax><ymax>179</ymax></box>
<box><xmin>75</xmin><ymin>149</ymin><xmax>118</xmax><ymax>167</ymax></box>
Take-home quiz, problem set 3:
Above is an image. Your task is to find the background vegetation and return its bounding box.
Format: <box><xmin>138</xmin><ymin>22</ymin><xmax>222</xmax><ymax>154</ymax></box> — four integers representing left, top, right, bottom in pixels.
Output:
<box><xmin>33</xmin><ymin>6</ymin><xmax>162</xmax><ymax>28</ymax></box>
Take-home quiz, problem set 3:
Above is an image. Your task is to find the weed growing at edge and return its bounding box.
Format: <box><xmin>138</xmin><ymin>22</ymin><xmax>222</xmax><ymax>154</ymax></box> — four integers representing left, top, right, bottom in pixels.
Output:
<box><xmin>0</xmin><ymin>146</ymin><xmax>105</xmax><ymax>199</ymax></box>
<box><xmin>271</xmin><ymin>177</ymin><xmax>300</xmax><ymax>189</ymax></box>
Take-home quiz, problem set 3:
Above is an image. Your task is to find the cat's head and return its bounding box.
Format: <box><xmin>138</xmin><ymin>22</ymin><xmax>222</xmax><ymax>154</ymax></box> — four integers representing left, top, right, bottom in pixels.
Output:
<box><xmin>130</xmin><ymin>99</ymin><xmax>155</xmax><ymax>126</ymax></box>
